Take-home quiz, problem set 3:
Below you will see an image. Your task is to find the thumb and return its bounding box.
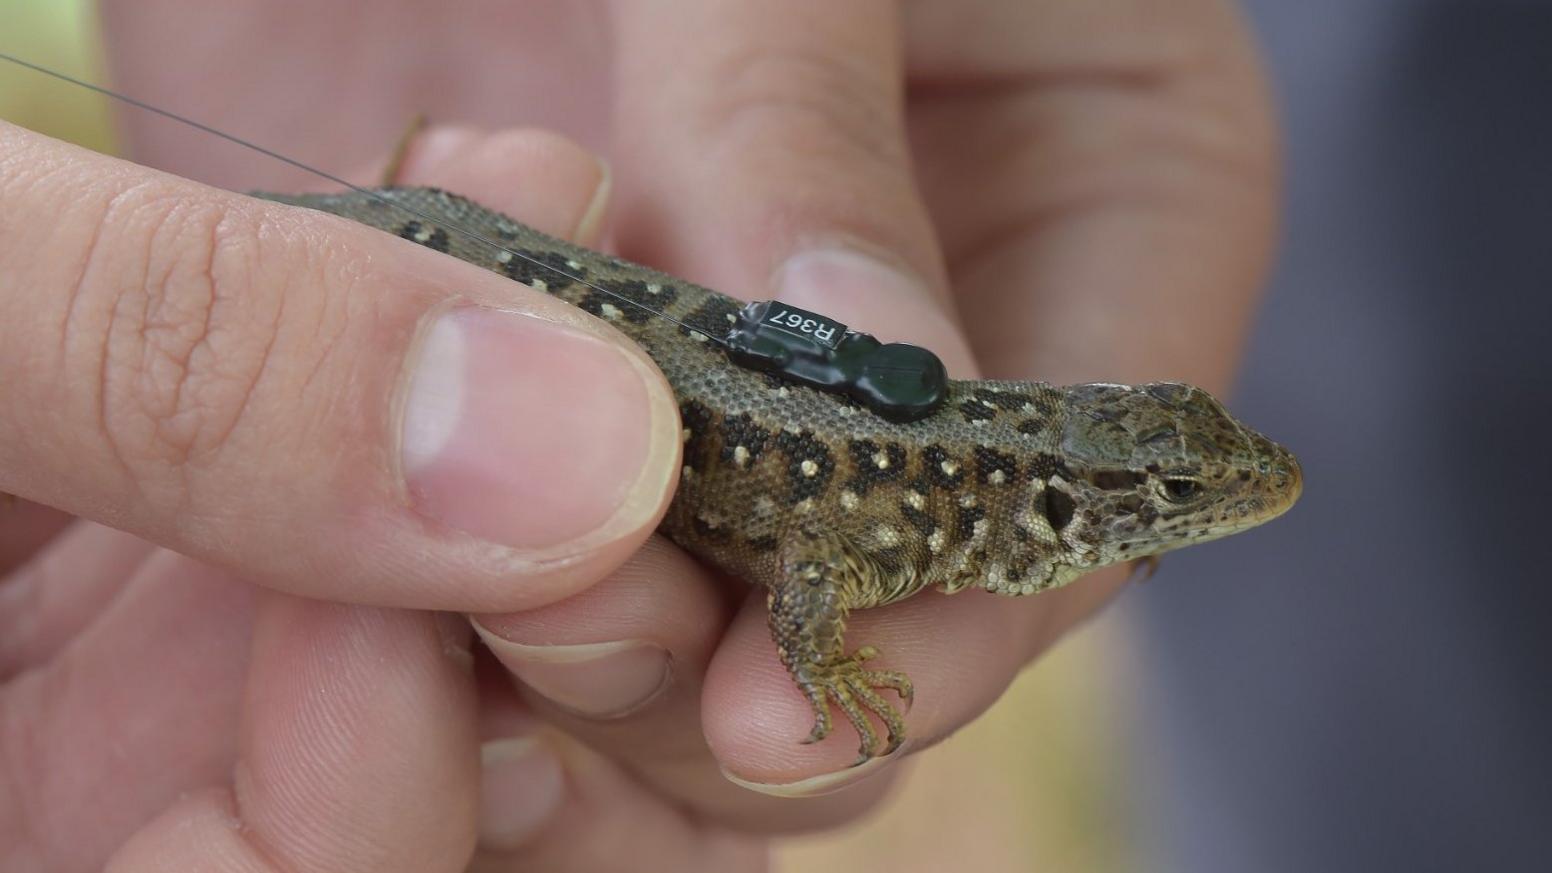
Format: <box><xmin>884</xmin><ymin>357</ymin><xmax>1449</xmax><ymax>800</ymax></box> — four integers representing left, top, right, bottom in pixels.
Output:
<box><xmin>0</xmin><ymin>122</ymin><xmax>679</xmax><ymax>610</ymax></box>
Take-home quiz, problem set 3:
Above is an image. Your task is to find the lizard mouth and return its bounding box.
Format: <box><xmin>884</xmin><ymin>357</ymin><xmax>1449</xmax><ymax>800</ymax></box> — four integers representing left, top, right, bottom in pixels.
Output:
<box><xmin>1193</xmin><ymin>448</ymin><xmax>1303</xmax><ymax>542</ymax></box>
<box><xmin>1262</xmin><ymin>444</ymin><xmax>1303</xmax><ymax>517</ymax></box>
<box><xmin>1116</xmin><ymin>448</ymin><xmax>1302</xmax><ymax>553</ymax></box>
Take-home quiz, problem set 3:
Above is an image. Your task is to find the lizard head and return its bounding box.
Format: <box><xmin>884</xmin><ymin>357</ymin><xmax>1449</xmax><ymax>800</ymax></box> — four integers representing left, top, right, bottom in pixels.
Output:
<box><xmin>1043</xmin><ymin>381</ymin><xmax>1300</xmax><ymax>574</ymax></box>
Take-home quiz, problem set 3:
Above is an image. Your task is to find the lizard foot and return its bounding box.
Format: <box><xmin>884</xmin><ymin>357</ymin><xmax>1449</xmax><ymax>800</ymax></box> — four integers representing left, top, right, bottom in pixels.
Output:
<box><xmin>797</xmin><ymin>646</ymin><xmax>914</xmax><ymax>765</ymax></box>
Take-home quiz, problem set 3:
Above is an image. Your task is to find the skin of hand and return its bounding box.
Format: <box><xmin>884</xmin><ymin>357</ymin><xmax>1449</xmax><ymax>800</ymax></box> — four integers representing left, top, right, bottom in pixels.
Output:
<box><xmin>0</xmin><ymin>1</ymin><xmax>1276</xmax><ymax>871</ymax></box>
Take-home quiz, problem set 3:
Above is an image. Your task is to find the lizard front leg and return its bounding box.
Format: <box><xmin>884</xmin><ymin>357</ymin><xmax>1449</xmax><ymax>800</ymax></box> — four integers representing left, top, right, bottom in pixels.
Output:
<box><xmin>769</xmin><ymin>530</ymin><xmax>914</xmax><ymax>765</ymax></box>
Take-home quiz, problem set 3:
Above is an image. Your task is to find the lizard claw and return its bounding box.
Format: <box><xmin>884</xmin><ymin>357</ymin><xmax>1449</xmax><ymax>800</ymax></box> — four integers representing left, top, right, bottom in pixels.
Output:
<box><xmin>796</xmin><ymin>649</ymin><xmax>912</xmax><ymax>764</ymax></box>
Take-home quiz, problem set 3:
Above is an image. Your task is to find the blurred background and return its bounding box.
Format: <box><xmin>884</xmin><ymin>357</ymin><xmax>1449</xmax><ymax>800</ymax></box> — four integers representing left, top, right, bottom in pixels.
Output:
<box><xmin>4</xmin><ymin>2</ymin><xmax>1548</xmax><ymax>871</ymax></box>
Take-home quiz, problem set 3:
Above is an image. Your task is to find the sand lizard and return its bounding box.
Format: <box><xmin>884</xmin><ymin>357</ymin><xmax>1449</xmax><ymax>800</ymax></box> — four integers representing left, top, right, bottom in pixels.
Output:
<box><xmin>253</xmin><ymin>187</ymin><xmax>1302</xmax><ymax>765</ymax></box>
<box><xmin>0</xmin><ymin>51</ymin><xmax>1300</xmax><ymax>764</ymax></box>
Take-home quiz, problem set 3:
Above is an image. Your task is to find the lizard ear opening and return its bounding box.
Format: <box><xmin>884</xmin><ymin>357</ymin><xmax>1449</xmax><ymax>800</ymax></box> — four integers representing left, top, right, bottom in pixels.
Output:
<box><xmin>1036</xmin><ymin>487</ymin><xmax>1076</xmax><ymax>532</ymax></box>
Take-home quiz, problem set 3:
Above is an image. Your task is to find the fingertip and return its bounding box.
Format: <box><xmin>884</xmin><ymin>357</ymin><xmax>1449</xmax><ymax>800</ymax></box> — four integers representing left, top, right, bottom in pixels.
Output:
<box><xmin>237</xmin><ymin>597</ymin><xmax>480</xmax><ymax>871</ymax></box>
<box><xmin>108</xmin><ymin>597</ymin><xmax>480</xmax><ymax>873</ymax></box>
<box><xmin>704</xmin><ymin>580</ymin><xmax>1086</xmax><ymax>789</ymax></box>
<box><xmin>478</xmin><ymin>735</ymin><xmax>566</xmax><ymax>852</ymax></box>
<box><xmin>775</xmin><ymin>246</ymin><xmax>980</xmax><ymax>377</ymax></box>
<box><xmin>719</xmin><ymin>750</ymin><xmax>902</xmax><ymax>799</ymax></box>
<box><xmin>702</xmin><ymin>596</ymin><xmax>879</xmax><ymax>781</ymax></box>
<box><xmin>393</xmin><ymin>125</ymin><xmax>611</xmax><ymax>242</ymax></box>
<box><xmin>470</xmin><ymin>536</ymin><xmax>725</xmax><ymax>724</ymax></box>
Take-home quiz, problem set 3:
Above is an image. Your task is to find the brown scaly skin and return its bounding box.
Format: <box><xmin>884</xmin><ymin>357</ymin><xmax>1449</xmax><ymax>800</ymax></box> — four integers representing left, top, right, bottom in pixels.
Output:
<box><xmin>257</xmin><ymin>188</ymin><xmax>1303</xmax><ymax>764</ymax></box>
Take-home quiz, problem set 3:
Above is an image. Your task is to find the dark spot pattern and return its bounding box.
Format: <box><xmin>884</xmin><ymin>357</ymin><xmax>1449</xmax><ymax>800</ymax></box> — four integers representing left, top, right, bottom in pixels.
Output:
<box><xmin>923</xmin><ymin>446</ymin><xmax>966</xmax><ymax>489</ymax></box>
<box><xmin>577</xmin><ymin>290</ymin><xmax>626</xmax><ymax>320</ymax></box>
<box><xmin>1017</xmin><ymin>418</ymin><xmax>1052</xmax><ymax>437</ymax></box>
<box><xmin>679</xmin><ymin>400</ymin><xmax>715</xmax><ymax>472</ymax></box>
<box><xmin>956</xmin><ymin>505</ymin><xmax>987</xmax><ymax>541</ymax></box>
<box><xmin>747</xmin><ymin>534</ymin><xmax>780</xmax><ymax>553</ymax></box>
<box><xmin>958</xmin><ymin>399</ymin><xmax>998</xmax><ymax>423</ymax></box>
<box><xmin>901</xmin><ymin>503</ymin><xmax>935</xmax><ymax>536</ymax></box>
<box><xmin>974</xmin><ymin>446</ymin><xmax>1019</xmax><ymax>485</ymax></box>
<box><xmin>720</xmin><ymin>414</ymin><xmax>771</xmax><ymax>466</ymax></box>
<box><xmin>1026</xmin><ymin>453</ymin><xmax>1066</xmax><ymax>481</ymax></box>
<box><xmin>584</xmin><ymin>279</ymin><xmax>677</xmax><ymax>324</ymax></box>
<box><xmin>774</xmin><ymin>429</ymin><xmax>835</xmax><ymax>502</ymax></box>
<box><xmin>500</xmin><ymin>249</ymin><xmax>579</xmax><ymax>289</ymax></box>
<box><xmin>397</xmin><ymin>221</ymin><xmax>450</xmax><ymax>253</ymax></box>
<box><xmin>692</xmin><ymin>515</ymin><xmax>733</xmax><ymax>543</ymax></box>
<box><xmin>845</xmin><ymin>440</ymin><xmax>907</xmax><ymax>495</ymax></box>
<box><xmin>974</xmin><ymin>389</ymin><xmax>1034</xmax><ymax>411</ymax></box>
<box><xmin>679</xmin><ymin>295</ymin><xmax>743</xmax><ymax>341</ymax></box>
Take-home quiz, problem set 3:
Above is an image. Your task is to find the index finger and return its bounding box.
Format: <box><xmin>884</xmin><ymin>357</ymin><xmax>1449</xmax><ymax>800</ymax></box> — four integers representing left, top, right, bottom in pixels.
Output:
<box><xmin>608</xmin><ymin>0</ymin><xmax>978</xmax><ymax>373</ymax></box>
<box><xmin>592</xmin><ymin>0</ymin><xmax>1071</xmax><ymax>796</ymax></box>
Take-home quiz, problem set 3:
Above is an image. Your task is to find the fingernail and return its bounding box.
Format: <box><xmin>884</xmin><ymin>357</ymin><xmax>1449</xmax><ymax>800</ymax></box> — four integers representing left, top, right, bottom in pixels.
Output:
<box><xmin>473</xmin><ymin>622</ymin><xmax>672</xmax><ymax>719</ymax></box>
<box><xmin>719</xmin><ymin>743</ymin><xmax>906</xmax><ymax>798</ymax></box>
<box><xmin>776</xmin><ymin>248</ymin><xmax>934</xmax><ymax>329</ymax></box>
<box><xmin>572</xmin><ymin>158</ymin><xmax>611</xmax><ymax>246</ymax></box>
<box><xmin>401</xmin><ymin>305</ymin><xmax>674</xmax><ymax>552</ymax></box>
<box><xmin>479</xmin><ymin>736</ymin><xmax>564</xmax><ymax>851</ymax></box>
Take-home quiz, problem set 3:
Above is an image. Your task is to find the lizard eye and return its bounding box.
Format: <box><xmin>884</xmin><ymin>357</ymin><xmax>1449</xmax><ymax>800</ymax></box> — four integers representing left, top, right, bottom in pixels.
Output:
<box><xmin>1160</xmin><ymin>478</ymin><xmax>1201</xmax><ymax>503</ymax></box>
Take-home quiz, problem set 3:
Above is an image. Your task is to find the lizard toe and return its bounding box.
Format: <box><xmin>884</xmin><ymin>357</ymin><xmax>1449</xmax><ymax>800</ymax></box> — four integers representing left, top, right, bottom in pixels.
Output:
<box><xmin>796</xmin><ymin>650</ymin><xmax>912</xmax><ymax>763</ymax></box>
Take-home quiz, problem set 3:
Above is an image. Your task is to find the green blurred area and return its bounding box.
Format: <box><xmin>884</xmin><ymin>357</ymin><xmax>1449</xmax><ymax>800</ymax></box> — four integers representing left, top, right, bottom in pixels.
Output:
<box><xmin>0</xmin><ymin>0</ymin><xmax>114</xmax><ymax>151</ymax></box>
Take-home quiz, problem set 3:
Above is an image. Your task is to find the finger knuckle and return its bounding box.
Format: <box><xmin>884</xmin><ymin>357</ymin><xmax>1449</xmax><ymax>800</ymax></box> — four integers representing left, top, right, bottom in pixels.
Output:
<box><xmin>702</xmin><ymin>44</ymin><xmax>907</xmax><ymax>169</ymax></box>
<box><xmin>81</xmin><ymin>189</ymin><xmax>283</xmax><ymax>494</ymax></box>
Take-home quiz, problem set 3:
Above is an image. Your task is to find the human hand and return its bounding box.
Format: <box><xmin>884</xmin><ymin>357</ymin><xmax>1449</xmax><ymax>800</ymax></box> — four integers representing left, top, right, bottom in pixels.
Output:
<box><xmin>38</xmin><ymin>0</ymin><xmax>1276</xmax><ymax>868</ymax></box>
<box><xmin>0</xmin><ymin>119</ymin><xmax>696</xmax><ymax>870</ymax></box>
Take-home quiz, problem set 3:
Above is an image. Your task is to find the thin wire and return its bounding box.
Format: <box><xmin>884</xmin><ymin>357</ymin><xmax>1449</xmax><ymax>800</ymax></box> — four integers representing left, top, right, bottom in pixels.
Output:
<box><xmin>0</xmin><ymin>51</ymin><xmax>725</xmax><ymax>344</ymax></box>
